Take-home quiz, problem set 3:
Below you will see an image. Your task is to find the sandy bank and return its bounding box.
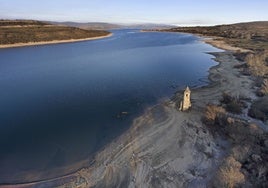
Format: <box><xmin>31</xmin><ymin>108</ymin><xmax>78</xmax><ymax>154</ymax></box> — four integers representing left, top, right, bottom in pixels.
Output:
<box><xmin>1</xmin><ymin>36</ymin><xmax>258</xmax><ymax>187</ymax></box>
<box><xmin>202</xmin><ymin>36</ymin><xmax>252</xmax><ymax>53</ymax></box>
<box><xmin>0</xmin><ymin>33</ymin><xmax>113</xmax><ymax>49</ymax></box>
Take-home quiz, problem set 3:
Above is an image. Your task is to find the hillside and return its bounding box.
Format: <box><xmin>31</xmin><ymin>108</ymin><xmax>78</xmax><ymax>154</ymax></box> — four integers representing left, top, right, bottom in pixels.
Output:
<box><xmin>163</xmin><ymin>21</ymin><xmax>268</xmax><ymax>51</ymax></box>
<box><xmin>0</xmin><ymin>20</ymin><xmax>111</xmax><ymax>45</ymax></box>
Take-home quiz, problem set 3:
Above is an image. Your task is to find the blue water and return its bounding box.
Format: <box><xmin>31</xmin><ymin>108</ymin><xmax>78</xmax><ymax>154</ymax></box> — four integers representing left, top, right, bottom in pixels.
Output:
<box><xmin>0</xmin><ymin>30</ymin><xmax>220</xmax><ymax>182</ymax></box>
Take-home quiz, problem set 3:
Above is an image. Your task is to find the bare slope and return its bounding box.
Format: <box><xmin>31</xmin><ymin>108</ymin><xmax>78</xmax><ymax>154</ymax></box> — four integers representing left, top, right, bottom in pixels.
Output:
<box><xmin>0</xmin><ymin>20</ymin><xmax>110</xmax><ymax>45</ymax></box>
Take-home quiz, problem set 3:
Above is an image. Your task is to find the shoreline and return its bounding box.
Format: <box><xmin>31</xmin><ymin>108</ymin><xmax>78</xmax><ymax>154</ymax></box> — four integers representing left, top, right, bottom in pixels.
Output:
<box><xmin>0</xmin><ymin>33</ymin><xmax>113</xmax><ymax>49</ymax></box>
<box><xmin>0</xmin><ymin>34</ymin><xmax>259</xmax><ymax>187</ymax></box>
<box><xmin>201</xmin><ymin>36</ymin><xmax>252</xmax><ymax>53</ymax></box>
<box><xmin>143</xmin><ymin>30</ymin><xmax>252</xmax><ymax>53</ymax></box>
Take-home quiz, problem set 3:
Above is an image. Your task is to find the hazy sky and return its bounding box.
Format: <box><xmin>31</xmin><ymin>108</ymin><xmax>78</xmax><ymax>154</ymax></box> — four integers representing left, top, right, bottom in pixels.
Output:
<box><xmin>0</xmin><ymin>0</ymin><xmax>267</xmax><ymax>25</ymax></box>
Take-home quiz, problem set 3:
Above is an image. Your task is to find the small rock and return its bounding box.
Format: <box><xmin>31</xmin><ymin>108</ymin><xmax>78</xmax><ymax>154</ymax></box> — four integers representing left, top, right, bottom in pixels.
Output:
<box><xmin>251</xmin><ymin>154</ymin><xmax>261</xmax><ymax>162</ymax></box>
<box><xmin>227</xmin><ymin>117</ymin><xmax>235</xmax><ymax>124</ymax></box>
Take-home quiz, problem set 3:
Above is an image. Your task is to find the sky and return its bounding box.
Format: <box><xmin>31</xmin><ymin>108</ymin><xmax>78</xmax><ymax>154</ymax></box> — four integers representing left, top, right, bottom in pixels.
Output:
<box><xmin>0</xmin><ymin>0</ymin><xmax>267</xmax><ymax>26</ymax></box>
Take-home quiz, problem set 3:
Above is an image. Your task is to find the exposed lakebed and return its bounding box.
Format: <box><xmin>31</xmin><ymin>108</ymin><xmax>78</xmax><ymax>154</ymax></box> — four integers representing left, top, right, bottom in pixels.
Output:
<box><xmin>0</xmin><ymin>30</ymin><xmax>221</xmax><ymax>182</ymax></box>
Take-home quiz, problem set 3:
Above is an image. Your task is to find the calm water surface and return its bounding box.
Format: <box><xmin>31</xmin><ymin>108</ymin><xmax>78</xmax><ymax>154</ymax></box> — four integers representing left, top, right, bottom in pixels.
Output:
<box><xmin>0</xmin><ymin>30</ymin><xmax>221</xmax><ymax>182</ymax></box>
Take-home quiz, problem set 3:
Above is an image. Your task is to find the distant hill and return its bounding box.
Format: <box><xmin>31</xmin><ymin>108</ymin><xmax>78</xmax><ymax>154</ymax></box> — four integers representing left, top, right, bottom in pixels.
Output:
<box><xmin>122</xmin><ymin>23</ymin><xmax>175</xmax><ymax>30</ymax></box>
<box><xmin>0</xmin><ymin>20</ymin><xmax>110</xmax><ymax>45</ymax></box>
<box><xmin>49</xmin><ymin>21</ymin><xmax>175</xmax><ymax>30</ymax></box>
<box><xmin>0</xmin><ymin>19</ymin><xmax>47</xmax><ymax>26</ymax></box>
<box><xmin>49</xmin><ymin>21</ymin><xmax>122</xmax><ymax>30</ymax></box>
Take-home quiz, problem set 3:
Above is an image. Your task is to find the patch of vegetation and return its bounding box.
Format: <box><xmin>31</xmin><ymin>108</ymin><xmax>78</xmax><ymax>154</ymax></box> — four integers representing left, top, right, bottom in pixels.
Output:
<box><xmin>248</xmin><ymin>96</ymin><xmax>268</xmax><ymax>121</ymax></box>
<box><xmin>260</xmin><ymin>79</ymin><xmax>268</xmax><ymax>95</ymax></box>
<box><xmin>0</xmin><ymin>20</ymin><xmax>110</xmax><ymax>45</ymax></box>
<box><xmin>220</xmin><ymin>92</ymin><xmax>246</xmax><ymax>114</ymax></box>
<box><xmin>257</xmin><ymin>79</ymin><xmax>268</xmax><ymax>96</ymax></box>
<box><xmin>203</xmin><ymin>104</ymin><xmax>268</xmax><ymax>187</ymax></box>
<box><xmin>245</xmin><ymin>50</ymin><xmax>268</xmax><ymax>77</ymax></box>
<box><xmin>212</xmin><ymin>156</ymin><xmax>245</xmax><ymax>188</ymax></box>
<box><xmin>233</xmin><ymin>52</ymin><xmax>249</xmax><ymax>62</ymax></box>
<box><xmin>202</xmin><ymin>104</ymin><xmax>226</xmax><ymax>126</ymax></box>
<box><xmin>0</xmin><ymin>19</ymin><xmax>47</xmax><ymax>26</ymax></box>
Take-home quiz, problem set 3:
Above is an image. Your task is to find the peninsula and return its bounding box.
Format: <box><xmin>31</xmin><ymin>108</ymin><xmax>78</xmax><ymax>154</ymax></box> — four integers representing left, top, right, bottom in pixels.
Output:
<box><xmin>0</xmin><ymin>20</ymin><xmax>111</xmax><ymax>48</ymax></box>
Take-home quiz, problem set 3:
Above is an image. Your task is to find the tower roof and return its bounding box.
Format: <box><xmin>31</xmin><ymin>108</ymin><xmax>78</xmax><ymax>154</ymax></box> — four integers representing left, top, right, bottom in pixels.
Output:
<box><xmin>185</xmin><ymin>86</ymin><xmax>190</xmax><ymax>92</ymax></box>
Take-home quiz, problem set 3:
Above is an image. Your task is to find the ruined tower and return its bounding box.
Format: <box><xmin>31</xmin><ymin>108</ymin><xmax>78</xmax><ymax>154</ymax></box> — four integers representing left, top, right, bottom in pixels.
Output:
<box><xmin>179</xmin><ymin>86</ymin><xmax>191</xmax><ymax>111</ymax></box>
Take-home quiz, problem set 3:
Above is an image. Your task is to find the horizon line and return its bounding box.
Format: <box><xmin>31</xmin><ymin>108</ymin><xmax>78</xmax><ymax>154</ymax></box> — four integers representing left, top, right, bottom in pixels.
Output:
<box><xmin>1</xmin><ymin>17</ymin><xmax>267</xmax><ymax>27</ymax></box>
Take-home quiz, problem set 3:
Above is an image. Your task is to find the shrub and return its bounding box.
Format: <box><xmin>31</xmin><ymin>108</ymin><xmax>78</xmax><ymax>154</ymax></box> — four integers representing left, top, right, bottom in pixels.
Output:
<box><xmin>220</xmin><ymin>92</ymin><xmax>234</xmax><ymax>104</ymax></box>
<box><xmin>265</xmin><ymin>57</ymin><xmax>268</xmax><ymax>66</ymax></box>
<box><xmin>220</xmin><ymin>92</ymin><xmax>245</xmax><ymax>114</ymax></box>
<box><xmin>203</xmin><ymin>104</ymin><xmax>226</xmax><ymax>125</ymax></box>
<box><xmin>233</xmin><ymin>52</ymin><xmax>249</xmax><ymax>62</ymax></box>
<box><xmin>226</xmin><ymin>101</ymin><xmax>243</xmax><ymax>114</ymax></box>
<box><xmin>231</xmin><ymin>145</ymin><xmax>250</xmax><ymax>162</ymax></box>
<box><xmin>214</xmin><ymin>156</ymin><xmax>245</xmax><ymax>188</ymax></box>
<box><xmin>248</xmin><ymin>96</ymin><xmax>268</xmax><ymax>121</ymax></box>
<box><xmin>259</xmin><ymin>79</ymin><xmax>268</xmax><ymax>96</ymax></box>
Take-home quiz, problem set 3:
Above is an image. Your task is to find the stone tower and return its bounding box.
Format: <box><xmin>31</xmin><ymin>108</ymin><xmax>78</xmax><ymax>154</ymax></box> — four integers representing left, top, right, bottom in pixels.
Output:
<box><xmin>179</xmin><ymin>86</ymin><xmax>191</xmax><ymax>111</ymax></box>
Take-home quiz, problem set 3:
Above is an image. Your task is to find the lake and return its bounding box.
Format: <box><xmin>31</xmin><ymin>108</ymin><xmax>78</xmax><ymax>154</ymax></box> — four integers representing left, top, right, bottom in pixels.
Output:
<box><xmin>0</xmin><ymin>29</ymin><xmax>221</xmax><ymax>183</ymax></box>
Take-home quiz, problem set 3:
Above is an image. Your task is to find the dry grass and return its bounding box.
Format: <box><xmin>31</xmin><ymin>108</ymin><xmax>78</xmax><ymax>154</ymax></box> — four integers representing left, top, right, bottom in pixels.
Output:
<box><xmin>203</xmin><ymin>104</ymin><xmax>226</xmax><ymax>125</ymax></box>
<box><xmin>0</xmin><ymin>20</ymin><xmax>110</xmax><ymax>45</ymax></box>
<box><xmin>204</xmin><ymin>99</ymin><xmax>268</xmax><ymax>187</ymax></box>
<box><xmin>213</xmin><ymin>157</ymin><xmax>245</xmax><ymax>188</ymax></box>
<box><xmin>259</xmin><ymin>79</ymin><xmax>268</xmax><ymax>96</ymax></box>
<box><xmin>248</xmin><ymin>96</ymin><xmax>268</xmax><ymax>121</ymax></box>
<box><xmin>220</xmin><ymin>92</ymin><xmax>245</xmax><ymax>114</ymax></box>
<box><xmin>245</xmin><ymin>50</ymin><xmax>268</xmax><ymax>77</ymax></box>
